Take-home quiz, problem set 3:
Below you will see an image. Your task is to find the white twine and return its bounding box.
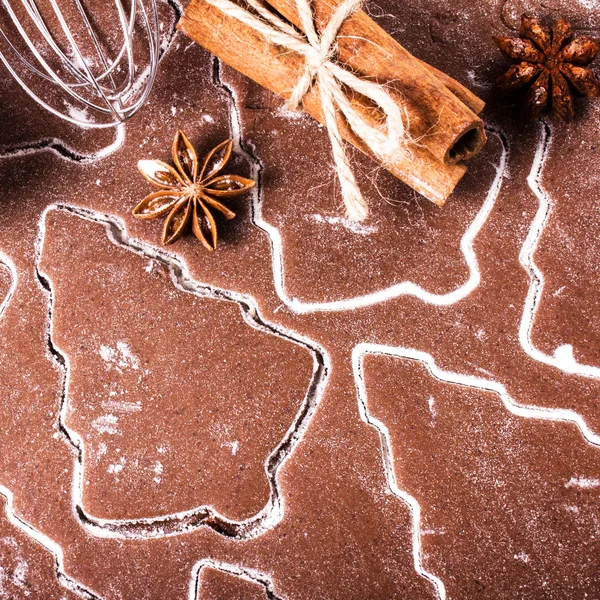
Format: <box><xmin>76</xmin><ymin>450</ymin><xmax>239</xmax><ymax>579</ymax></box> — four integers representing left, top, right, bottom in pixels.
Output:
<box><xmin>206</xmin><ymin>0</ymin><xmax>409</xmax><ymax>221</ymax></box>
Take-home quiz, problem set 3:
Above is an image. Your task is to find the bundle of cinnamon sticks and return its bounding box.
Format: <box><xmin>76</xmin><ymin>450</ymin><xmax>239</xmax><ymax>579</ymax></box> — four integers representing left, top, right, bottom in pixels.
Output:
<box><xmin>178</xmin><ymin>0</ymin><xmax>486</xmax><ymax>209</ymax></box>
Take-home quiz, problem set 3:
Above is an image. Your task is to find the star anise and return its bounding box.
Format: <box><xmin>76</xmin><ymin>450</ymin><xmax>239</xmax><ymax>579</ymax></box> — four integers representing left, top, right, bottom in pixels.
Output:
<box><xmin>494</xmin><ymin>14</ymin><xmax>600</xmax><ymax>120</ymax></box>
<box><xmin>133</xmin><ymin>131</ymin><xmax>255</xmax><ymax>250</ymax></box>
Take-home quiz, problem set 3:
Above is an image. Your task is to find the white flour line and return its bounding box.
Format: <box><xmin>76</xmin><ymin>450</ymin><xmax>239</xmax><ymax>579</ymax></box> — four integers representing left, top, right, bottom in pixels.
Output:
<box><xmin>353</xmin><ymin>345</ymin><xmax>446</xmax><ymax>600</ymax></box>
<box><xmin>0</xmin><ymin>124</ymin><xmax>125</xmax><ymax>165</ymax></box>
<box><xmin>0</xmin><ymin>252</ymin><xmax>17</xmax><ymax>321</ymax></box>
<box><xmin>0</xmin><ymin>240</ymin><xmax>97</xmax><ymax>599</ymax></box>
<box><xmin>353</xmin><ymin>342</ymin><xmax>600</xmax><ymax>600</ymax></box>
<box><xmin>245</xmin><ymin>121</ymin><xmax>507</xmax><ymax>313</ymax></box>
<box><xmin>189</xmin><ymin>559</ymin><xmax>281</xmax><ymax>600</ymax></box>
<box><xmin>0</xmin><ymin>485</ymin><xmax>102</xmax><ymax>599</ymax></box>
<box><xmin>520</xmin><ymin>121</ymin><xmax>600</xmax><ymax>378</ymax></box>
<box><xmin>35</xmin><ymin>203</ymin><xmax>329</xmax><ymax>541</ymax></box>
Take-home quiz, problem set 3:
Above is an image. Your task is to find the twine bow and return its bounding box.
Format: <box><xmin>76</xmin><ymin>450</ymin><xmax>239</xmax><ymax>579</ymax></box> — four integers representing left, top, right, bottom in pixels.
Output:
<box><xmin>206</xmin><ymin>0</ymin><xmax>409</xmax><ymax>221</ymax></box>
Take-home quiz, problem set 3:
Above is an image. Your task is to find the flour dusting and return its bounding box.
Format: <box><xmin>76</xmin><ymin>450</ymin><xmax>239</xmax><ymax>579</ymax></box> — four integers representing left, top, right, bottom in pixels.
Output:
<box><xmin>108</xmin><ymin>457</ymin><xmax>126</xmax><ymax>475</ymax></box>
<box><xmin>309</xmin><ymin>213</ymin><xmax>378</xmax><ymax>235</ymax></box>
<box><xmin>66</xmin><ymin>103</ymin><xmax>94</xmax><ymax>128</ymax></box>
<box><xmin>92</xmin><ymin>414</ymin><xmax>120</xmax><ymax>435</ymax></box>
<box><xmin>566</xmin><ymin>476</ymin><xmax>600</xmax><ymax>489</ymax></box>
<box><xmin>101</xmin><ymin>400</ymin><xmax>143</xmax><ymax>413</ymax></box>
<box><xmin>428</xmin><ymin>396</ymin><xmax>437</xmax><ymax>425</ymax></box>
<box><xmin>153</xmin><ymin>461</ymin><xmax>163</xmax><ymax>484</ymax></box>
<box><xmin>99</xmin><ymin>341</ymin><xmax>141</xmax><ymax>373</ymax></box>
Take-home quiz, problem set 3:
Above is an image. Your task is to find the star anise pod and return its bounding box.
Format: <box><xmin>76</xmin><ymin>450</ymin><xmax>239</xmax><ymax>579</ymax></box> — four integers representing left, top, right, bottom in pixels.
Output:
<box><xmin>494</xmin><ymin>14</ymin><xmax>600</xmax><ymax>120</ymax></box>
<box><xmin>133</xmin><ymin>131</ymin><xmax>255</xmax><ymax>250</ymax></box>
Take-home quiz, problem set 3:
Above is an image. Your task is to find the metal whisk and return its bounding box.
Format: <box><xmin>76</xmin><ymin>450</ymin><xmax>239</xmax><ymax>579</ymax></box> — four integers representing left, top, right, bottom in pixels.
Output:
<box><xmin>0</xmin><ymin>0</ymin><xmax>160</xmax><ymax>127</ymax></box>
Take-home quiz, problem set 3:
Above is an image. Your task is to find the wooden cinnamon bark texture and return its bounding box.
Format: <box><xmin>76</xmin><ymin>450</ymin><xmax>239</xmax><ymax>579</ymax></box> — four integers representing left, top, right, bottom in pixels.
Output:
<box><xmin>416</xmin><ymin>59</ymin><xmax>486</xmax><ymax>115</ymax></box>
<box><xmin>177</xmin><ymin>0</ymin><xmax>486</xmax><ymax>207</ymax></box>
<box><xmin>261</xmin><ymin>0</ymin><xmax>486</xmax><ymax>163</ymax></box>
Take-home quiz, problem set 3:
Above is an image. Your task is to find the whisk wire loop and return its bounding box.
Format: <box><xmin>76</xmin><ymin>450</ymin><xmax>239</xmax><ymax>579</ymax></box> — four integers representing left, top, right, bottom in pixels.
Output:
<box><xmin>0</xmin><ymin>0</ymin><xmax>160</xmax><ymax>127</ymax></box>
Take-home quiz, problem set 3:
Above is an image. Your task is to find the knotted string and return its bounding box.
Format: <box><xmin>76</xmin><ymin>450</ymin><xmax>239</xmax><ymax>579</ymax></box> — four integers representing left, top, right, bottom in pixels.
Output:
<box><xmin>206</xmin><ymin>0</ymin><xmax>409</xmax><ymax>221</ymax></box>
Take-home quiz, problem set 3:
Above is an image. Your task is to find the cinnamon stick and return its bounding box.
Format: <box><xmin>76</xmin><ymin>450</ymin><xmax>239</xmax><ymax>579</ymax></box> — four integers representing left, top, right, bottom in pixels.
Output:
<box><xmin>417</xmin><ymin>60</ymin><xmax>485</xmax><ymax>116</ymax></box>
<box><xmin>263</xmin><ymin>0</ymin><xmax>485</xmax><ymax>164</ymax></box>
<box><xmin>178</xmin><ymin>0</ymin><xmax>484</xmax><ymax>206</ymax></box>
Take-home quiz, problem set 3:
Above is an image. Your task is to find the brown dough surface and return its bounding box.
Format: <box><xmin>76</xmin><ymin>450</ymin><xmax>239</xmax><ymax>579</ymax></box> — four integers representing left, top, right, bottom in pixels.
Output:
<box><xmin>227</xmin><ymin>70</ymin><xmax>497</xmax><ymax>302</ymax></box>
<box><xmin>0</xmin><ymin>494</ymin><xmax>82</xmax><ymax>599</ymax></box>
<box><xmin>0</xmin><ymin>264</ymin><xmax>12</xmax><ymax>313</ymax></box>
<box><xmin>194</xmin><ymin>566</ymin><xmax>270</xmax><ymax>600</ymax></box>
<box><xmin>0</xmin><ymin>0</ymin><xmax>598</xmax><ymax>598</ymax></box>
<box><xmin>363</xmin><ymin>352</ymin><xmax>600</xmax><ymax>599</ymax></box>
<box><xmin>40</xmin><ymin>209</ymin><xmax>315</xmax><ymax>524</ymax></box>
<box><xmin>531</xmin><ymin>105</ymin><xmax>600</xmax><ymax>368</ymax></box>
